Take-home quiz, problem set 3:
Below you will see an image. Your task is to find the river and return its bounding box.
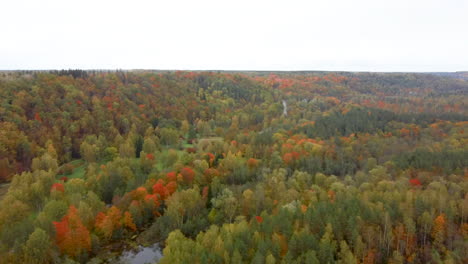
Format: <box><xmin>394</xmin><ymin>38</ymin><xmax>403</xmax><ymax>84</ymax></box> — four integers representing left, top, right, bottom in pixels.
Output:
<box><xmin>112</xmin><ymin>243</ymin><xmax>163</xmax><ymax>264</ymax></box>
<box><xmin>282</xmin><ymin>100</ymin><xmax>287</xmax><ymax>116</ymax></box>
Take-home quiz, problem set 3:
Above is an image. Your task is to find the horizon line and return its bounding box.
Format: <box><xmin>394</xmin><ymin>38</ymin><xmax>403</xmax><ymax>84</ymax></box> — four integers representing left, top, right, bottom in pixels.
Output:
<box><xmin>1</xmin><ymin>69</ymin><xmax>467</xmax><ymax>74</ymax></box>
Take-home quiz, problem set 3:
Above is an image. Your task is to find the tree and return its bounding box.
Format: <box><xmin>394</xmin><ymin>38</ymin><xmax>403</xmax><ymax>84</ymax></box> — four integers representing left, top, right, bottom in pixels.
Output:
<box><xmin>247</xmin><ymin>158</ymin><xmax>259</xmax><ymax>170</ymax></box>
<box><xmin>160</xmin><ymin>128</ymin><xmax>179</xmax><ymax>146</ymax></box>
<box><xmin>22</xmin><ymin>228</ymin><xmax>52</xmax><ymax>264</ymax></box>
<box><xmin>180</xmin><ymin>167</ymin><xmax>195</xmax><ymax>184</ymax></box>
<box><xmin>165</xmin><ymin>186</ymin><xmax>204</xmax><ymax>228</ymax></box>
<box><xmin>143</xmin><ymin>137</ymin><xmax>157</xmax><ymax>153</ymax></box>
<box><xmin>119</xmin><ymin>140</ymin><xmax>136</xmax><ymax>158</ymax></box>
<box><xmin>338</xmin><ymin>240</ymin><xmax>357</xmax><ymax>264</ymax></box>
<box><xmin>140</xmin><ymin>152</ymin><xmax>155</xmax><ymax>173</ymax></box>
<box><xmin>80</xmin><ymin>141</ymin><xmax>98</xmax><ymax>163</ymax></box>
<box><xmin>432</xmin><ymin>213</ymin><xmax>446</xmax><ymax>251</ymax></box>
<box><xmin>43</xmin><ymin>200</ymin><xmax>68</xmax><ymax>221</ymax></box>
<box><xmin>242</xmin><ymin>189</ymin><xmax>255</xmax><ymax>216</ymax></box>
<box><xmin>0</xmin><ymin>69</ymin><xmax>467</xmax><ymax>264</ymax></box>
<box><xmin>0</xmin><ymin>158</ymin><xmax>12</xmax><ymax>182</ymax></box>
<box><xmin>160</xmin><ymin>230</ymin><xmax>199</xmax><ymax>264</ymax></box>
<box><xmin>31</xmin><ymin>153</ymin><xmax>58</xmax><ymax>173</ymax></box>
<box><xmin>166</xmin><ymin>181</ymin><xmax>178</xmax><ymax>195</ymax></box>
<box><xmin>251</xmin><ymin>251</ymin><xmax>264</xmax><ymax>264</ymax></box>
<box><xmin>51</xmin><ymin>183</ymin><xmax>65</xmax><ymax>193</ymax></box>
<box><xmin>166</xmin><ymin>171</ymin><xmax>177</xmax><ymax>182</ymax></box>
<box><xmin>53</xmin><ymin>206</ymin><xmax>91</xmax><ymax>257</ymax></box>
<box><xmin>211</xmin><ymin>188</ymin><xmax>238</xmax><ymax>223</ymax></box>
<box><xmin>123</xmin><ymin>211</ymin><xmax>137</xmax><ymax>231</ymax></box>
<box><xmin>181</xmin><ymin>120</ymin><xmax>190</xmax><ymax>135</ymax></box>
<box><xmin>153</xmin><ymin>179</ymin><xmax>169</xmax><ymax>200</ymax></box>
<box><xmin>95</xmin><ymin>206</ymin><xmax>123</xmax><ymax>239</ymax></box>
<box><xmin>318</xmin><ymin>223</ymin><xmax>337</xmax><ymax>263</ymax></box>
<box><xmin>265</xmin><ymin>253</ymin><xmax>276</xmax><ymax>264</ymax></box>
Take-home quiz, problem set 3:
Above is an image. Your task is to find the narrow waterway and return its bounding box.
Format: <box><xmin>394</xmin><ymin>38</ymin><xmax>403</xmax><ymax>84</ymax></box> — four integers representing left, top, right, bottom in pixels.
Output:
<box><xmin>282</xmin><ymin>100</ymin><xmax>287</xmax><ymax>116</ymax></box>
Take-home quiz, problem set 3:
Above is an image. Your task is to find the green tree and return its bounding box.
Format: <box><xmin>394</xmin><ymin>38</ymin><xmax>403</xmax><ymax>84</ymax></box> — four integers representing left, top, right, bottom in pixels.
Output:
<box><xmin>160</xmin><ymin>128</ymin><xmax>179</xmax><ymax>146</ymax></box>
<box><xmin>22</xmin><ymin>228</ymin><xmax>52</xmax><ymax>264</ymax></box>
<box><xmin>211</xmin><ymin>188</ymin><xmax>239</xmax><ymax>223</ymax></box>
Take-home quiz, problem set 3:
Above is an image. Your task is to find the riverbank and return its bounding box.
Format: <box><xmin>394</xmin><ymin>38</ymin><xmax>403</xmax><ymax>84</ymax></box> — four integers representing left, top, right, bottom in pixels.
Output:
<box><xmin>88</xmin><ymin>232</ymin><xmax>163</xmax><ymax>264</ymax></box>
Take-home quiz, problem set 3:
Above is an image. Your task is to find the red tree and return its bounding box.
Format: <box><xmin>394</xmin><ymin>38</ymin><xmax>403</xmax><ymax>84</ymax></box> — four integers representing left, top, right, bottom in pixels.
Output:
<box><xmin>247</xmin><ymin>158</ymin><xmax>259</xmax><ymax>170</ymax></box>
<box><xmin>152</xmin><ymin>179</ymin><xmax>169</xmax><ymax>200</ymax></box>
<box><xmin>166</xmin><ymin>181</ymin><xmax>178</xmax><ymax>195</ymax></box>
<box><xmin>34</xmin><ymin>113</ymin><xmax>42</xmax><ymax>122</ymax></box>
<box><xmin>255</xmin><ymin>216</ymin><xmax>263</xmax><ymax>223</ymax></box>
<box><xmin>180</xmin><ymin>167</ymin><xmax>195</xmax><ymax>184</ymax></box>
<box><xmin>53</xmin><ymin>206</ymin><xmax>91</xmax><ymax>257</ymax></box>
<box><xmin>51</xmin><ymin>183</ymin><xmax>65</xmax><ymax>193</ymax></box>
<box><xmin>166</xmin><ymin>171</ymin><xmax>177</xmax><ymax>182</ymax></box>
<box><xmin>283</xmin><ymin>153</ymin><xmax>293</xmax><ymax>165</ymax></box>
<box><xmin>409</xmin><ymin>178</ymin><xmax>421</xmax><ymax>187</ymax></box>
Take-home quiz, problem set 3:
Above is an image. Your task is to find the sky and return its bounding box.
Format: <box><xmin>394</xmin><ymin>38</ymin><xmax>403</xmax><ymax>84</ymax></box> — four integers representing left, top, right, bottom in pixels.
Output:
<box><xmin>1</xmin><ymin>0</ymin><xmax>467</xmax><ymax>72</ymax></box>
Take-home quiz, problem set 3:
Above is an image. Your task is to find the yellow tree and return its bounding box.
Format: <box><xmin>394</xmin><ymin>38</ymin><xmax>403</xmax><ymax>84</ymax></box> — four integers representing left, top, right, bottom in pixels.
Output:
<box><xmin>95</xmin><ymin>206</ymin><xmax>123</xmax><ymax>239</ymax></box>
<box><xmin>123</xmin><ymin>211</ymin><xmax>137</xmax><ymax>231</ymax></box>
<box><xmin>431</xmin><ymin>213</ymin><xmax>446</xmax><ymax>251</ymax></box>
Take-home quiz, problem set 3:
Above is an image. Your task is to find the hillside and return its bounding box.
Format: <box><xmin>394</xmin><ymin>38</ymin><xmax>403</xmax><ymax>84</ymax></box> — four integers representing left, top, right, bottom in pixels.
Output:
<box><xmin>0</xmin><ymin>70</ymin><xmax>467</xmax><ymax>263</ymax></box>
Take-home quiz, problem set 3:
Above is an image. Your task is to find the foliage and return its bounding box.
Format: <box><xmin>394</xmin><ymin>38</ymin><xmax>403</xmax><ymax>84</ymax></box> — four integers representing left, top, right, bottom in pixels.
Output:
<box><xmin>0</xmin><ymin>70</ymin><xmax>466</xmax><ymax>263</ymax></box>
<box><xmin>53</xmin><ymin>205</ymin><xmax>91</xmax><ymax>257</ymax></box>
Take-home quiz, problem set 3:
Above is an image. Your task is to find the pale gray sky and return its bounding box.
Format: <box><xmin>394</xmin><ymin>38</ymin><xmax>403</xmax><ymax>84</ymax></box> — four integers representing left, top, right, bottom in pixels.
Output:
<box><xmin>1</xmin><ymin>0</ymin><xmax>467</xmax><ymax>71</ymax></box>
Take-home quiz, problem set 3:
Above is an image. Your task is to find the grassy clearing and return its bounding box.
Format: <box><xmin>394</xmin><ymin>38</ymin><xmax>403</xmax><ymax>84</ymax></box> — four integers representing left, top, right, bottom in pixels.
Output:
<box><xmin>182</xmin><ymin>142</ymin><xmax>194</xmax><ymax>148</ymax></box>
<box><xmin>57</xmin><ymin>159</ymin><xmax>86</xmax><ymax>180</ymax></box>
<box><xmin>69</xmin><ymin>163</ymin><xmax>86</xmax><ymax>179</ymax></box>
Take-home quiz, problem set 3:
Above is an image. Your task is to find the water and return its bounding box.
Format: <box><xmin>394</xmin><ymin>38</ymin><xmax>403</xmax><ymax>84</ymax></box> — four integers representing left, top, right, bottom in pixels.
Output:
<box><xmin>282</xmin><ymin>100</ymin><xmax>288</xmax><ymax>116</ymax></box>
<box><xmin>116</xmin><ymin>244</ymin><xmax>163</xmax><ymax>264</ymax></box>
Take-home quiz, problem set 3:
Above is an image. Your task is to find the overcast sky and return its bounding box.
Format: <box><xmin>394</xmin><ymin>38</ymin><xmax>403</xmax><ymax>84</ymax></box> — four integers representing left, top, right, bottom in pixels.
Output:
<box><xmin>1</xmin><ymin>0</ymin><xmax>467</xmax><ymax>71</ymax></box>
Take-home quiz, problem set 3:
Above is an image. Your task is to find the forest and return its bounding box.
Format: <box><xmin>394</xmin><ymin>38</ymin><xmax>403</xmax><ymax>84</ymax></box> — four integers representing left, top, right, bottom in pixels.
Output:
<box><xmin>0</xmin><ymin>70</ymin><xmax>466</xmax><ymax>263</ymax></box>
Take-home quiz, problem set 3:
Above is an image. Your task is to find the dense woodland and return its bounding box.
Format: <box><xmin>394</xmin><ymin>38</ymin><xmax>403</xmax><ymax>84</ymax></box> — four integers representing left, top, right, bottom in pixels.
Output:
<box><xmin>0</xmin><ymin>70</ymin><xmax>467</xmax><ymax>263</ymax></box>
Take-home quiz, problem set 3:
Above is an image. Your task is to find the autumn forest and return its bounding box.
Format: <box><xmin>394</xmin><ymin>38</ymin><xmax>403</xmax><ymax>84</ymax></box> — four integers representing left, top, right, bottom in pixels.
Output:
<box><xmin>0</xmin><ymin>70</ymin><xmax>467</xmax><ymax>264</ymax></box>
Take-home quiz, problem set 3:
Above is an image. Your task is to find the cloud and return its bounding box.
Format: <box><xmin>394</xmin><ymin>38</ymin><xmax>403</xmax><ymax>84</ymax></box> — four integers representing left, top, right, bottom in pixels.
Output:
<box><xmin>1</xmin><ymin>0</ymin><xmax>467</xmax><ymax>71</ymax></box>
